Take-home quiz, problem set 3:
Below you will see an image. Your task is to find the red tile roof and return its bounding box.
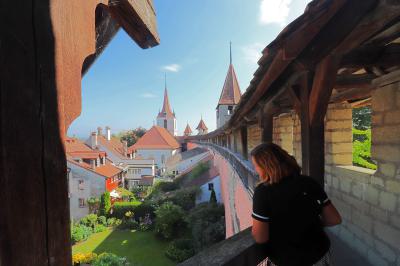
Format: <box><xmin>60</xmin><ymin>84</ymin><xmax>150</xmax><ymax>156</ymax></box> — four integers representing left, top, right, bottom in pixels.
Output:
<box><xmin>65</xmin><ymin>137</ymin><xmax>106</xmax><ymax>158</ymax></box>
<box><xmin>217</xmin><ymin>64</ymin><xmax>242</xmax><ymax>107</ymax></box>
<box><xmin>65</xmin><ymin>138</ymin><xmax>122</xmax><ymax>178</ymax></box>
<box><xmin>128</xmin><ymin>126</ymin><xmax>180</xmax><ymax>151</ymax></box>
<box><xmin>196</xmin><ymin>118</ymin><xmax>208</xmax><ymax>131</ymax></box>
<box><xmin>97</xmin><ymin>135</ymin><xmax>127</xmax><ymax>159</ymax></box>
<box><xmin>157</xmin><ymin>88</ymin><xmax>175</xmax><ymax>119</ymax></box>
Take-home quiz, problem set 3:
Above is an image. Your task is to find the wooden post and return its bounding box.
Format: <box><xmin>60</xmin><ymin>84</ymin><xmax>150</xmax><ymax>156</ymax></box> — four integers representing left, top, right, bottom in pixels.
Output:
<box><xmin>241</xmin><ymin>126</ymin><xmax>248</xmax><ymax>159</ymax></box>
<box><xmin>299</xmin><ymin>55</ymin><xmax>340</xmax><ymax>186</ymax></box>
<box><xmin>261</xmin><ymin>113</ymin><xmax>273</xmax><ymax>143</ymax></box>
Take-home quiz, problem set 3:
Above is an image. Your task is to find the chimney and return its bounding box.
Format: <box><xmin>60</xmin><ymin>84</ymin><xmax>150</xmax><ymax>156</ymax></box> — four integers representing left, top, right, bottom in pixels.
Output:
<box><xmin>122</xmin><ymin>140</ymin><xmax>128</xmax><ymax>157</ymax></box>
<box><xmin>91</xmin><ymin>159</ymin><xmax>96</xmax><ymax>170</ymax></box>
<box><xmin>90</xmin><ymin>132</ymin><xmax>98</xmax><ymax>149</ymax></box>
<box><xmin>97</xmin><ymin>127</ymin><xmax>103</xmax><ymax>136</ymax></box>
<box><xmin>106</xmin><ymin>126</ymin><xmax>111</xmax><ymax>141</ymax></box>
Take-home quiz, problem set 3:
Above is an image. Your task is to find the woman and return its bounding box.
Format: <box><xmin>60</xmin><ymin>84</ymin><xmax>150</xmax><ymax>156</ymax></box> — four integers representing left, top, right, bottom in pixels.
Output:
<box><xmin>250</xmin><ymin>143</ymin><xmax>342</xmax><ymax>266</ymax></box>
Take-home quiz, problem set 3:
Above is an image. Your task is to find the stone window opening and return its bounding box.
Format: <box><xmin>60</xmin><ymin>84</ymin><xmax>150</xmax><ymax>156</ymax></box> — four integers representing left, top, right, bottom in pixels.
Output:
<box><xmin>352</xmin><ymin>104</ymin><xmax>377</xmax><ymax>171</ymax></box>
<box><xmin>228</xmin><ymin>106</ymin><xmax>233</xmax><ymax>115</ymax></box>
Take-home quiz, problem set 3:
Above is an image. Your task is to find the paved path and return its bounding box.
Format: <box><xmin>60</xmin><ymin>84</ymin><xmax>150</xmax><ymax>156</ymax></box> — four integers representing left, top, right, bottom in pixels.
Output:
<box><xmin>329</xmin><ymin>232</ymin><xmax>372</xmax><ymax>266</ymax></box>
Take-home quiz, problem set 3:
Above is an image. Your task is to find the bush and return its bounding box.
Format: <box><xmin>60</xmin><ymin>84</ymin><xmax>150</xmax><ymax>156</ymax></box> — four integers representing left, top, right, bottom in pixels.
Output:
<box><xmin>353</xmin><ymin>128</ymin><xmax>377</xmax><ymax>170</ymax></box>
<box><xmin>170</xmin><ymin>187</ymin><xmax>199</xmax><ymax>211</ymax></box>
<box><xmin>72</xmin><ymin>252</ymin><xmax>97</xmax><ymax>265</ymax></box>
<box><xmin>71</xmin><ymin>224</ymin><xmax>92</xmax><ymax>244</ymax></box>
<box><xmin>133</xmin><ymin>202</ymin><xmax>156</xmax><ymax>221</ymax></box>
<box><xmin>107</xmin><ymin>217</ymin><xmax>117</xmax><ymax>227</ymax></box>
<box><xmin>94</xmin><ymin>224</ymin><xmax>107</xmax><ymax>233</ymax></box>
<box><xmin>138</xmin><ymin>214</ymin><xmax>153</xmax><ymax>231</ymax></box>
<box><xmin>187</xmin><ymin>203</ymin><xmax>225</xmax><ymax>251</ymax></box>
<box><xmin>80</xmin><ymin>214</ymin><xmax>98</xmax><ymax>229</ymax></box>
<box><xmin>92</xmin><ymin>253</ymin><xmax>130</xmax><ymax>266</ymax></box>
<box><xmin>87</xmin><ymin>197</ymin><xmax>100</xmax><ymax>214</ymax></box>
<box><xmin>154</xmin><ymin>181</ymin><xmax>180</xmax><ymax>193</ymax></box>
<box><xmin>112</xmin><ymin>201</ymin><xmax>142</xmax><ymax>219</ymax></box>
<box><xmin>118</xmin><ymin>219</ymin><xmax>139</xmax><ymax>230</ymax></box>
<box><xmin>97</xmin><ymin>215</ymin><xmax>107</xmax><ymax>226</ymax></box>
<box><xmin>99</xmin><ymin>192</ymin><xmax>111</xmax><ymax>217</ymax></box>
<box><xmin>154</xmin><ymin>202</ymin><xmax>186</xmax><ymax>239</ymax></box>
<box><xmin>165</xmin><ymin>239</ymin><xmax>195</xmax><ymax>262</ymax></box>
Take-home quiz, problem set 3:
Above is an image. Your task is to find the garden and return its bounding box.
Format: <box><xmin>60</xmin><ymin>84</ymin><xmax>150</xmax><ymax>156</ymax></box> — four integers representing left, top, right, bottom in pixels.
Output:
<box><xmin>71</xmin><ymin>162</ymin><xmax>225</xmax><ymax>266</ymax></box>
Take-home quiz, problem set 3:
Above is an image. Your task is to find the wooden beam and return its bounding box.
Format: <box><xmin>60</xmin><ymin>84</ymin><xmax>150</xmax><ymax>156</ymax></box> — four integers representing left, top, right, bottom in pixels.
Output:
<box><xmin>298</xmin><ymin>0</ymin><xmax>377</xmax><ymax>68</ymax></box>
<box><xmin>309</xmin><ymin>55</ymin><xmax>341</xmax><ymax>125</ymax></box>
<box><xmin>335</xmin><ymin>73</ymin><xmax>376</xmax><ymax>89</ymax></box>
<box><xmin>330</xmin><ymin>87</ymin><xmax>372</xmax><ymax>103</ymax></box>
<box><xmin>341</xmin><ymin>43</ymin><xmax>400</xmax><ymax>69</ymax></box>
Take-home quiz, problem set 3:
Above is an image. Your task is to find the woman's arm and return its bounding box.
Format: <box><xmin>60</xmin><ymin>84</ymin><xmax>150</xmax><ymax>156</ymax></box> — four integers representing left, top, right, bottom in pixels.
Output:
<box><xmin>252</xmin><ymin>219</ymin><xmax>269</xmax><ymax>243</ymax></box>
<box><xmin>321</xmin><ymin>203</ymin><xmax>342</xmax><ymax>226</ymax></box>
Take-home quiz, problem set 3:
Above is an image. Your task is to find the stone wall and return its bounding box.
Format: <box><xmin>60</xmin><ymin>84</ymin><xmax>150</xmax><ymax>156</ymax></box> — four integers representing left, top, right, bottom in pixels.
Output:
<box><xmin>247</xmin><ymin>124</ymin><xmax>262</xmax><ymax>156</ymax></box>
<box><xmin>325</xmin><ymin>76</ymin><xmax>400</xmax><ymax>266</ymax></box>
<box><xmin>325</xmin><ymin>103</ymin><xmax>353</xmax><ymax>166</ymax></box>
<box><xmin>272</xmin><ymin>113</ymin><xmax>295</xmax><ymax>154</ymax></box>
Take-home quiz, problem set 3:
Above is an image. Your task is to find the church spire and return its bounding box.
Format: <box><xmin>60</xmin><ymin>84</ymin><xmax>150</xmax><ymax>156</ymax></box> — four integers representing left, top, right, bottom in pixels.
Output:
<box><xmin>230</xmin><ymin>41</ymin><xmax>232</xmax><ymax>65</ymax></box>
<box><xmin>158</xmin><ymin>74</ymin><xmax>175</xmax><ymax>119</ymax></box>
<box><xmin>217</xmin><ymin>42</ymin><xmax>241</xmax><ymax>107</ymax></box>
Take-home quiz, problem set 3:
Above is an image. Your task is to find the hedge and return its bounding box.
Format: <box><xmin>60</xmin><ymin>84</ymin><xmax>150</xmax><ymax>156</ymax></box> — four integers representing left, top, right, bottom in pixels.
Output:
<box><xmin>111</xmin><ymin>201</ymin><xmax>142</xmax><ymax>219</ymax></box>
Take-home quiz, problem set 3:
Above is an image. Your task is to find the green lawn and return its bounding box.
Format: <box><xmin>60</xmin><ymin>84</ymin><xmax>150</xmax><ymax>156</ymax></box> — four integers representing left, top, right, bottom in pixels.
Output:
<box><xmin>72</xmin><ymin>229</ymin><xmax>176</xmax><ymax>266</ymax></box>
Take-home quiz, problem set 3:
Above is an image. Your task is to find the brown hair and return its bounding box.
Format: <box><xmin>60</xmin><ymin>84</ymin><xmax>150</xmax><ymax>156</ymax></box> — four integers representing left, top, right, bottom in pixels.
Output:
<box><xmin>250</xmin><ymin>143</ymin><xmax>301</xmax><ymax>184</ymax></box>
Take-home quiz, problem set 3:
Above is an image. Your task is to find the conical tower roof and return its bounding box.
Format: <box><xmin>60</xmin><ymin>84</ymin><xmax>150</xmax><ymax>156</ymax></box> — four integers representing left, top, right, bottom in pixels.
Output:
<box><xmin>184</xmin><ymin>123</ymin><xmax>193</xmax><ymax>135</ymax></box>
<box><xmin>217</xmin><ymin>64</ymin><xmax>242</xmax><ymax>107</ymax></box>
<box><xmin>196</xmin><ymin>118</ymin><xmax>208</xmax><ymax>131</ymax></box>
<box><xmin>158</xmin><ymin>87</ymin><xmax>175</xmax><ymax>119</ymax></box>
<box><xmin>217</xmin><ymin>43</ymin><xmax>241</xmax><ymax>108</ymax></box>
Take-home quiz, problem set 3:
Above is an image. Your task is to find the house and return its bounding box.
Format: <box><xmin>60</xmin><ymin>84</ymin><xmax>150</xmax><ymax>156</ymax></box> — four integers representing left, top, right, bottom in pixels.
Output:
<box><xmin>65</xmin><ymin>137</ymin><xmax>124</xmax><ymax>221</ymax></box>
<box><xmin>86</xmin><ymin>127</ymin><xmax>156</xmax><ymax>190</ymax></box>
<box><xmin>128</xmin><ymin>125</ymin><xmax>180</xmax><ymax>174</ymax></box>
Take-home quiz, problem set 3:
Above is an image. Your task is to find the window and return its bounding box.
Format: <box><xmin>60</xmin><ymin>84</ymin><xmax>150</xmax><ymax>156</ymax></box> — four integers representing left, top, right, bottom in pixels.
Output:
<box><xmin>208</xmin><ymin>183</ymin><xmax>214</xmax><ymax>191</ymax></box>
<box><xmin>164</xmin><ymin>119</ymin><xmax>167</xmax><ymax>129</ymax></box>
<box><xmin>228</xmin><ymin>106</ymin><xmax>233</xmax><ymax>115</ymax></box>
<box><xmin>78</xmin><ymin>198</ymin><xmax>85</xmax><ymax>208</ymax></box>
<box><xmin>161</xmin><ymin>155</ymin><xmax>165</xmax><ymax>164</ymax></box>
<box><xmin>78</xmin><ymin>180</ymin><xmax>84</xmax><ymax>190</ymax></box>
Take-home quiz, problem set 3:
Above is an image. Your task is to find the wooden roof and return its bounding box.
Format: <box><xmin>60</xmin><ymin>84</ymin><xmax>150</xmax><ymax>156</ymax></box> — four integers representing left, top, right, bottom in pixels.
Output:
<box><xmin>190</xmin><ymin>0</ymin><xmax>400</xmax><ymax>140</ymax></box>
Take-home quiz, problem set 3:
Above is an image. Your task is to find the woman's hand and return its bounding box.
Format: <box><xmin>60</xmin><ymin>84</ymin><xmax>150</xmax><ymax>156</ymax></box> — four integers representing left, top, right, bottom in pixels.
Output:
<box><xmin>252</xmin><ymin>219</ymin><xmax>269</xmax><ymax>243</ymax></box>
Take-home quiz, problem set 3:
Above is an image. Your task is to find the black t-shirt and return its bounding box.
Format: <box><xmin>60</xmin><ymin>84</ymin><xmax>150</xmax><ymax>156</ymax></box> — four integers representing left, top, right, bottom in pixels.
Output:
<box><xmin>252</xmin><ymin>175</ymin><xmax>331</xmax><ymax>266</ymax></box>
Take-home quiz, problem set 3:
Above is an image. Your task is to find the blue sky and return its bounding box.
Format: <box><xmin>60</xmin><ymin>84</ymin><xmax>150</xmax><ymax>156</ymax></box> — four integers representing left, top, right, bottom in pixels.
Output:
<box><xmin>68</xmin><ymin>0</ymin><xmax>311</xmax><ymax>138</ymax></box>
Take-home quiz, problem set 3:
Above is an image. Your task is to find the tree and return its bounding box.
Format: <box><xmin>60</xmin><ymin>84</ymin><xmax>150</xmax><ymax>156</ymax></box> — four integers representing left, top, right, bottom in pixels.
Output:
<box><xmin>154</xmin><ymin>202</ymin><xmax>186</xmax><ymax>239</ymax></box>
<box><xmin>118</xmin><ymin>127</ymin><xmax>147</xmax><ymax>146</ymax></box>
<box><xmin>99</xmin><ymin>192</ymin><xmax>111</xmax><ymax>217</ymax></box>
<box><xmin>352</xmin><ymin>106</ymin><xmax>371</xmax><ymax>130</ymax></box>
<box><xmin>209</xmin><ymin>189</ymin><xmax>217</xmax><ymax>204</ymax></box>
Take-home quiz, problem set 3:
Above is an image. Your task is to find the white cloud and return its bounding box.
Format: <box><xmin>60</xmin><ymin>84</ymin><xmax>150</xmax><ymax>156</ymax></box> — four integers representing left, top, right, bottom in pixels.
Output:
<box><xmin>259</xmin><ymin>0</ymin><xmax>292</xmax><ymax>26</ymax></box>
<box><xmin>140</xmin><ymin>93</ymin><xmax>157</xmax><ymax>98</ymax></box>
<box><xmin>162</xmin><ymin>64</ymin><xmax>181</xmax><ymax>72</ymax></box>
<box><xmin>242</xmin><ymin>43</ymin><xmax>265</xmax><ymax>64</ymax></box>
